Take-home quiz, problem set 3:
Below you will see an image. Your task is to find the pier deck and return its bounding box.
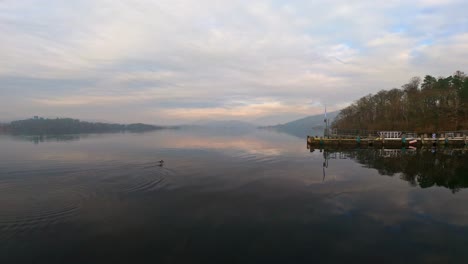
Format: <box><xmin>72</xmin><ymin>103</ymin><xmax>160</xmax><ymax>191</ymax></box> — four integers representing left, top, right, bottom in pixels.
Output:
<box><xmin>307</xmin><ymin>136</ymin><xmax>467</xmax><ymax>148</ymax></box>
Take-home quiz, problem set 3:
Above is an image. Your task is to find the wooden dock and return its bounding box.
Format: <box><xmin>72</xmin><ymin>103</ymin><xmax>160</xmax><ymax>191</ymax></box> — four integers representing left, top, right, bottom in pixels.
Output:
<box><xmin>307</xmin><ymin>136</ymin><xmax>468</xmax><ymax>148</ymax></box>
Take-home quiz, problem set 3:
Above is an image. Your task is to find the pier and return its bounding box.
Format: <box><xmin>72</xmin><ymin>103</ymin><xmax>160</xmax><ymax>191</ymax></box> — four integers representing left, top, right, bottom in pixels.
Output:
<box><xmin>307</xmin><ymin>132</ymin><xmax>468</xmax><ymax>149</ymax></box>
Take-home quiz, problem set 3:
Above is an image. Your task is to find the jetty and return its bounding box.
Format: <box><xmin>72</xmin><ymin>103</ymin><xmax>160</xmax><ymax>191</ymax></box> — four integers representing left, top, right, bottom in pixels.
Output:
<box><xmin>307</xmin><ymin>130</ymin><xmax>468</xmax><ymax>149</ymax></box>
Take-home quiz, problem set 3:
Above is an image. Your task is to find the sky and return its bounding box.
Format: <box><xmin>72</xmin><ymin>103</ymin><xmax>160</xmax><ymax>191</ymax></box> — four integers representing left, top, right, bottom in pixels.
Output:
<box><xmin>1</xmin><ymin>0</ymin><xmax>467</xmax><ymax>125</ymax></box>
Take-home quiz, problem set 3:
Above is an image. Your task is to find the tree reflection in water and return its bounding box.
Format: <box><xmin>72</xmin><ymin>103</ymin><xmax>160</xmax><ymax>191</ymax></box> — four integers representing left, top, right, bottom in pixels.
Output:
<box><xmin>322</xmin><ymin>147</ymin><xmax>468</xmax><ymax>193</ymax></box>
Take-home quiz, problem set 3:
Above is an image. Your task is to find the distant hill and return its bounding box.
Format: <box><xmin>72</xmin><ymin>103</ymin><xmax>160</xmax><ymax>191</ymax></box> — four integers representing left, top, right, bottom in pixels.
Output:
<box><xmin>1</xmin><ymin>117</ymin><xmax>177</xmax><ymax>135</ymax></box>
<box><xmin>191</xmin><ymin>120</ymin><xmax>256</xmax><ymax>129</ymax></box>
<box><xmin>179</xmin><ymin>120</ymin><xmax>256</xmax><ymax>136</ymax></box>
<box><xmin>261</xmin><ymin>111</ymin><xmax>339</xmax><ymax>138</ymax></box>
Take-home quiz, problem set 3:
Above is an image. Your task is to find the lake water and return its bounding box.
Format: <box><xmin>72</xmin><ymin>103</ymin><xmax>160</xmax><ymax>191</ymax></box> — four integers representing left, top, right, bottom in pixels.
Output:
<box><xmin>1</xmin><ymin>128</ymin><xmax>468</xmax><ymax>263</ymax></box>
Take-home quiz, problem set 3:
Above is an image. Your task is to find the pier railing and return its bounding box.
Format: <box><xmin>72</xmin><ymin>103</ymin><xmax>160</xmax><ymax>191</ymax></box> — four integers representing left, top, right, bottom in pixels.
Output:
<box><xmin>329</xmin><ymin>129</ymin><xmax>468</xmax><ymax>139</ymax></box>
<box><xmin>330</xmin><ymin>129</ymin><xmax>379</xmax><ymax>138</ymax></box>
<box><xmin>439</xmin><ymin>131</ymin><xmax>468</xmax><ymax>138</ymax></box>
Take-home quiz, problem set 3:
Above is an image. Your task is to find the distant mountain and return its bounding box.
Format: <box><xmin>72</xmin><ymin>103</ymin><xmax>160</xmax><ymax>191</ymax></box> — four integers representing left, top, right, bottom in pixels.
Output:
<box><xmin>189</xmin><ymin>120</ymin><xmax>256</xmax><ymax>129</ymax></box>
<box><xmin>177</xmin><ymin>120</ymin><xmax>256</xmax><ymax>137</ymax></box>
<box><xmin>253</xmin><ymin>113</ymin><xmax>311</xmax><ymax>126</ymax></box>
<box><xmin>261</xmin><ymin>111</ymin><xmax>339</xmax><ymax>138</ymax></box>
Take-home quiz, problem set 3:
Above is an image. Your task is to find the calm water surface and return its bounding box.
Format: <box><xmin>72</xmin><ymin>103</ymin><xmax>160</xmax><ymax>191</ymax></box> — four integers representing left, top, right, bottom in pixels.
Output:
<box><xmin>1</xmin><ymin>129</ymin><xmax>468</xmax><ymax>263</ymax></box>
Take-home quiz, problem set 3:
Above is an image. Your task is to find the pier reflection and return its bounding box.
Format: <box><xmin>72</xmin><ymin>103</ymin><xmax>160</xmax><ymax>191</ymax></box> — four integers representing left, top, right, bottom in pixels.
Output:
<box><xmin>321</xmin><ymin>147</ymin><xmax>468</xmax><ymax>192</ymax></box>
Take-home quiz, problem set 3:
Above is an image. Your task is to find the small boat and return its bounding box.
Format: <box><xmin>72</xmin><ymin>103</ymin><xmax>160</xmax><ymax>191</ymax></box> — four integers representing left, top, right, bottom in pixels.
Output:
<box><xmin>409</xmin><ymin>139</ymin><xmax>417</xmax><ymax>145</ymax></box>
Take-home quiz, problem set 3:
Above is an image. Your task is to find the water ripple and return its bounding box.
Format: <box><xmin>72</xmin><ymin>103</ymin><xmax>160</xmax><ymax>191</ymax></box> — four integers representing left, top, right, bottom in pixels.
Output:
<box><xmin>0</xmin><ymin>185</ymin><xmax>86</xmax><ymax>234</ymax></box>
<box><xmin>100</xmin><ymin>162</ymin><xmax>174</xmax><ymax>194</ymax></box>
<box><xmin>0</xmin><ymin>159</ymin><xmax>181</xmax><ymax>242</ymax></box>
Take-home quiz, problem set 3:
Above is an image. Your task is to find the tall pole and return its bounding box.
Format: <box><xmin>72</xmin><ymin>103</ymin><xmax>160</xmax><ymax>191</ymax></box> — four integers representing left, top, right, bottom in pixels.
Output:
<box><xmin>324</xmin><ymin>105</ymin><xmax>328</xmax><ymax>138</ymax></box>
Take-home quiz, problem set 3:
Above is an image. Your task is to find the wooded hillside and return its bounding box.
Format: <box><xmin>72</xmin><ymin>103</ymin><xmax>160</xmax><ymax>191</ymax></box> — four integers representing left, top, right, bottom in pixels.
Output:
<box><xmin>332</xmin><ymin>71</ymin><xmax>468</xmax><ymax>132</ymax></box>
<box><xmin>2</xmin><ymin>117</ymin><xmax>171</xmax><ymax>135</ymax></box>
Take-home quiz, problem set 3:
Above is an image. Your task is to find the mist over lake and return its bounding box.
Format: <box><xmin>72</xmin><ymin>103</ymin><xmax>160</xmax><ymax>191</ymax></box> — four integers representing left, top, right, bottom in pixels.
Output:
<box><xmin>1</xmin><ymin>128</ymin><xmax>468</xmax><ymax>263</ymax></box>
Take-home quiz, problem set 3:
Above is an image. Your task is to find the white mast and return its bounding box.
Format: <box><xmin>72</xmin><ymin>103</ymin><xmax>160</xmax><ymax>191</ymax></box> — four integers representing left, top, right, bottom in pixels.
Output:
<box><xmin>324</xmin><ymin>104</ymin><xmax>328</xmax><ymax>137</ymax></box>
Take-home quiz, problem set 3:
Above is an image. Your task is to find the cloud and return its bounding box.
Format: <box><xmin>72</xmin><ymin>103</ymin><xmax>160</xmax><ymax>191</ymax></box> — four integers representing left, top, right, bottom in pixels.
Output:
<box><xmin>0</xmin><ymin>0</ymin><xmax>467</xmax><ymax>124</ymax></box>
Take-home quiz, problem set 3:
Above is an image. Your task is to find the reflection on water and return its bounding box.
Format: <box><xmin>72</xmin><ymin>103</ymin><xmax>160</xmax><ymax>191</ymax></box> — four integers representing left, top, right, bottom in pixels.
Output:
<box><xmin>322</xmin><ymin>148</ymin><xmax>468</xmax><ymax>192</ymax></box>
<box><xmin>1</xmin><ymin>129</ymin><xmax>468</xmax><ymax>263</ymax></box>
<box><xmin>11</xmin><ymin>134</ymin><xmax>84</xmax><ymax>144</ymax></box>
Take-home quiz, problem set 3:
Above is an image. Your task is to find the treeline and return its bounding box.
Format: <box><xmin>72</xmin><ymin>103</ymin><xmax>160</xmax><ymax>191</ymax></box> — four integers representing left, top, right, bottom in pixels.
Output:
<box><xmin>1</xmin><ymin>117</ymin><xmax>174</xmax><ymax>135</ymax></box>
<box><xmin>332</xmin><ymin>71</ymin><xmax>468</xmax><ymax>132</ymax></box>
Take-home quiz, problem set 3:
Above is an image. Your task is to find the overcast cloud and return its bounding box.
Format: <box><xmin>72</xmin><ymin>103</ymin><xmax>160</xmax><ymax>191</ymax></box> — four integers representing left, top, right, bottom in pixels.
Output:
<box><xmin>1</xmin><ymin>0</ymin><xmax>467</xmax><ymax>125</ymax></box>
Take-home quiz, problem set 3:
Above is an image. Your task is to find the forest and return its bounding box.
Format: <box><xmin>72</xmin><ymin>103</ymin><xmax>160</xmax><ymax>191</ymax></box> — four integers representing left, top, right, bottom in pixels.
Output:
<box><xmin>0</xmin><ymin>117</ymin><xmax>172</xmax><ymax>135</ymax></box>
<box><xmin>332</xmin><ymin>71</ymin><xmax>468</xmax><ymax>133</ymax></box>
